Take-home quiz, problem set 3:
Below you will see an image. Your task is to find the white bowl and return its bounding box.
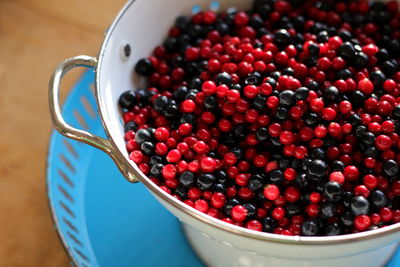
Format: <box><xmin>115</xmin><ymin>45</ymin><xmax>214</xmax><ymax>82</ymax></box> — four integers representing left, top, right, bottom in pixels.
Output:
<box><xmin>49</xmin><ymin>0</ymin><xmax>400</xmax><ymax>266</ymax></box>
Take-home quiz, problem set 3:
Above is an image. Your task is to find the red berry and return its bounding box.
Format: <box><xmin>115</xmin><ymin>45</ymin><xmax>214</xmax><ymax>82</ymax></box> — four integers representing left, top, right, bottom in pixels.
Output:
<box><xmin>181</xmin><ymin>99</ymin><xmax>196</xmax><ymax>113</ymax></box>
<box><xmin>354</xmin><ymin>215</ymin><xmax>371</xmax><ymax>231</ymax></box>
<box><xmin>194</xmin><ymin>199</ymin><xmax>209</xmax><ymax>213</ymax></box>
<box><xmin>211</xmin><ymin>192</ymin><xmax>226</xmax><ymax>209</ymax></box>
<box><xmin>231</xmin><ymin>205</ymin><xmax>248</xmax><ymax>222</ymax></box>
<box><xmin>201</xmin><ymin>157</ymin><xmax>217</xmax><ymax>173</ymax></box>
<box><xmin>202</xmin><ymin>81</ymin><xmax>217</xmax><ymax>95</ymax></box>
<box><xmin>329</xmin><ymin>171</ymin><xmax>345</xmax><ymax>184</ymax></box>
<box><xmin>343</xmin><ymin>165</ymin><xmax>360</xmax><ymax>181</ymax></box>
<box><xmin>264</xmin><ymin>184</ymin><xmax>280</xmax><ymax>200</ymax></box>
<box><xmin>375</xmin><ymin>135</ymin><xmax>392</xmax><ymax>150</ymax></box>
<box><xmin>246</xmin><ymin>220</ymin><xmax>262</xmax><ymax>231</ymax></box>
<box><xmin>358</xmin><ymin>78</ymin><xmax>374</xmax><ymax>95</ymax></box>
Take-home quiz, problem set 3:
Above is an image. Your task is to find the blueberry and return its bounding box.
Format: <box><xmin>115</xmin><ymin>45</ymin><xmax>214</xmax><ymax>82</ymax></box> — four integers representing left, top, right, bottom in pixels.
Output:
<box><xmin>213</xmin><ymin>183</ymin><xmax>226</xmax><ymax>193</ymax></box>
<box><xmin>279</xmin><ymin>90</ymin><xmax>295</xmax><ymax>106</ymax></box>
<box><xmin>355</xmin><ymin>125</ymin><xmax>367</xmax><ymax>138</ymax></box>
<box><xmin>301</xmin><ymin>220</ymin><xmax>319</xmax><ymax>236</ymax></box>
<box><xmin>154</xmin><ymin>96</ymin><xmax>169</xmax><ymax>112</ymax></box>
<box><xmin>325</xmin><ymin>222</ymin><xmax>342</xmax><ymax>236</ymax></box>
<box><xmin>216</xmin><ymin>170</ymin><xmax>228</xmax><ymax>184</ymax></box>
<box><xmin>173</xmin><ymin>86</ymin><xmax>188</xmax><ymax>101</ymax></box>
<box><xmin>243</xmin><ymin>203</ymin><xmax>256</xmax><ymax>219</ymax></box>
<box><xmin>353</xmin><ymin>52</ymin><xmax>368</xmax><ymax>68</ymax></box>
<box><xmin>323</xmin><ymin>181</ymin><xmax>342</xmax><ymax>202</ymax></box>
<box><xmin>383</xmin><ymin>160</ymin><xmax>398</xmax><ymax>177</ymax></box>
<box><xmin>350</xmin><ymin>196</ymin><xmax>370</xmax><ymax>216</ymax></box>
<box><xmin>316</xmin><ymin>31</ymin><xmax>329</xmax><ymax>43</ymax></box>
<box><xmin>204</xmin><ymin>95</ymin><xmax>217</xmax><ymax>109</ymax></box>
<box><xmin>233</xmin><ymin>125</ymin><xmax>246</xmax><ymax>139</ymax></box>
<box><xmin>308</xmin><ymin>43</ymin><xmax>320</xmax><ymax>56</ymax></box>
<box><xmin>331</xmin><ymin>160</ymin><xmax>345</xmax><ymax>172</ymax></box>
<box><xmin>175</xmin><ymin>16</ymin><xmax>191</xmax><ymax>30</ymax></box>
<box><xmin>311</xmin><ymin>148</ymin><xmax>325</xmax><ymax>160</ymax></box>
<box><xmin>369</xmin><ymin>190</ymin><xmax>387</xmax><ymax>209</ymax></box>
<box><xmin>320</xmin><ymin>202</ymin><xmax>335</xmax><ymax>218</ymax></box>
<box><xmin>164</xmin><ymin>37</ymin><xmax>178</xmax><ymax>52</ymax></box>
<box><xmin>274</xmin><ymin>29</ymin><xmax>291</xmax><ymax>47</ymax></box>
<box><xmin>119</xmin><ymin>90</ymin><xmax>137</xmax><ymax>109</ymax></box>
<box><xmin>269</xmin><ymin>169</ymin><xmax>284</xmax><ymax>184</ymax></box>
<box><xmin>363</xmin><ymin>132</ymin><xmax>376</xmax><ymax>146</ymax></box>
<box><xmin>248</xmin><ymin>174</ymin><xmax>264</xmax><ymax>191</ymax></box>
<box><xmin>150</xmin><ymin>156</ymin><xmax>163</xmax><ymax>165</ymax></box>
<box><xmin>135</xmin><ymin>129</ymin><xmax>151</xmax><ymax>144</ymax></box>
<box><xmin>135</xmin><ymin>58</ymin><xmax>153</xmax><ymax>76</ymax></box>
<box><xmin>150</xmin><ymin>163</ymin><xmax>163</xmax><ymax>177</ymax></box>
<box><xmin>307</xmin><ymin>159</ymin><xmax>328</xmax><ymax>179</ymax></box>
<box><xmin>286</xmin><ymin>203</ymin><xmax>300</xmax><ymax>217</ymax></box>
<box><xmin>256</xmin><ymin>127</ymin><xmax>269</xmax><ymax>142</ymax></box>
<box><xmin>393</xmin><ymin>105</ymin><xmax>400</xmax><ymax>119</ymax></box>
<box><xmin>245</xmin><ymin>72</ymin><xmax>261</xmax><ymax>85</ymax></box>
<box><xmin>295</xmin><ymin>172</ymin><xmax>308</xmax><ymax>189</ymax></box>
<box><xmin>215</xmin><ymin>72</ymin><xmax>232</xmax><ymax>86</ymax></box>
<box><xmin>179</xmin><ymin>171</ymin><xmax>195</xmax><ymax>188</ymax></box>
<box><xmin>282</xmin><ymin>67</ymin><xmax>294</xmax><ymax>76</ymax></box>
<box><xmin>140</xmin><ymin>141</ymin><xmax>155</xmax><ymax>156</ymax></box>
<box><xmin>341</xmin><ymin>212</ymin><xmax>354</xmax><ymax>227</ymax></box>
<box><xmin>188</xmin><ymin>78</ymin><xmax>202</xmax><ymax>89</ymax></box>
<box><xmin>338</xmin><ymin>42</ymin><xmax>356</xmax><ymax>59</ymax></box>
<box><xmin>174</xmin><ymin>185</ymin><xmax>187</xmax><ymax>200</ymax></box>
<box><xmin>304</xmin><ymin>112</ymin><xmax>319</xmax><ymax>126</ymax></box>
<box><xmin>197</xmin><ymin>173</ymin><xmax>215</xmax><ymax>190</ymax></box>
<box><xmin>124</xmin><ymin>121</ymin><xmax>138</xmax><ymax>132</ymax></box>
<box><xmin>370</xmin><ymin>70</ymin><xmax>386</xmax><ymax>86</ymax></box>
<box><xmin>164</xmin><ymin>103</ymin><xmax>179</xmax><ymax>117</ymax></box>
<box><xmin>253</xmin><ymin>95</ymin><xmax>267</xmax><ymax>110</ymax></box>
<box><xmin>276</xmin><ymin>107</ymin><xmax>288</xmax><ymax>120</ymax></box>
<box><xmin>262</xmin><ymin>216</ymin><xmax>276</xmax><ymax>232</ymax></box>
<box><xmin>323</xmin><ymin>86</ymin><xmax>339</xmax><ymax>102</ymax></box>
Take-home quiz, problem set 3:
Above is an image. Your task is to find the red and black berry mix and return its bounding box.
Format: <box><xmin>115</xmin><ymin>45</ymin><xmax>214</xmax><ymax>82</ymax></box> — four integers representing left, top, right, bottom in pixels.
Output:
<box><xmin>119</xmin><ymin>0</ymin><xmax>400</xmax><ymax>236</ymax></box>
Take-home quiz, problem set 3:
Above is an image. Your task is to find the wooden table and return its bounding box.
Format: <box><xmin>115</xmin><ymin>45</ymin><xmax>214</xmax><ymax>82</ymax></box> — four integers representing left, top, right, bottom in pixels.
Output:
<box><xmin>0</xmin><ymin>1</ymin><xmax>125</xmax><ymax>266</ymax></box>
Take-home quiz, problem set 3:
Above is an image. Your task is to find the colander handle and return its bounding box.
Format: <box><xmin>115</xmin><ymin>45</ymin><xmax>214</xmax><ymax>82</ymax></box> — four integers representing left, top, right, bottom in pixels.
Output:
<box><xmin>49</xmin><ymin>55</ymin><xmax>139</xmax><ymax>183</ymax></box>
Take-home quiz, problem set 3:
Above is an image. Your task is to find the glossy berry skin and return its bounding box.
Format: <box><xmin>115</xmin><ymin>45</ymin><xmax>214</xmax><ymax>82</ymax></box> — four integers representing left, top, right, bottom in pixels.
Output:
<box><xmin>119</xmin><ymin>90</ymin><xmax>137</xmax><ymax>109</ymax></box>
<box><xmin>135</xmin><ymin>58</ymin><xmax>153</xmax><ymax>75</ymax></box>
<box><xmin>323</xmin><ymin>181</ymin><xmax>342</xmax><ymax>202</ymax></box>
<box><xmin>264</xmin><ymin>184</ymin><xmax>280</xmax><ymax>200</ymax></box>
<box><xmin>179</xmin><ymin>171</ymin><xmax>195</xmax><ymax>188</ymax></box>
<box><xmin>301</xmin><ymin>220</ymin><xmax>318</xmax><ymax>236</ymax></box>
<box><xmin>135</xmin><ymin>129</ymin><xmax>151</xmax><ymax>144</ymax></box>
<box><xmin>350</xmin><ymin>196</ymin><xmax>370</xmax><ymax>216</ymax></box>
<box><xmin>231</xmin><ymin>205</ymin><xmax>248</xmax><ymax>222</ymax></box>
<box><xmin>197</xmin><ymin>174</ymin><xmax>215</xmax><ymax>190</ymax></box>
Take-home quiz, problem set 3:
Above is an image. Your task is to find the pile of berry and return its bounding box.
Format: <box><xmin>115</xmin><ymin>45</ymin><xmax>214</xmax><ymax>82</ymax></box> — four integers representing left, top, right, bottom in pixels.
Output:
<box><xmin>119</xmin><ymin>0</ymin><xmax>400</xmax><ymax>236</ymax></box>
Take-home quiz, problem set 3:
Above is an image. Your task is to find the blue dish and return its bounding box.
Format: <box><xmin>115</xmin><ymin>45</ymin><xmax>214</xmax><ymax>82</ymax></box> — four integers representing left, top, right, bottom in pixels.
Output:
<box><xmin>47</xmin><ymin>70</ymin><xmax>400</xmax><ymax>267</ymax></box>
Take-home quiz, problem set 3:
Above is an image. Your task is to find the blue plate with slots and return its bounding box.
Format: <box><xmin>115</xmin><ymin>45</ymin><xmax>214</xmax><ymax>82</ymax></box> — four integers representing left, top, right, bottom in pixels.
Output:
<box><xmin>46</xmin><ymin>70</ymin><xmax>204</xmax><ymax>267</ymax></box>
<box><xmin>47</xmin><ymin>70</ymin><xmax>400</xmax><ymax>267</ymax></box>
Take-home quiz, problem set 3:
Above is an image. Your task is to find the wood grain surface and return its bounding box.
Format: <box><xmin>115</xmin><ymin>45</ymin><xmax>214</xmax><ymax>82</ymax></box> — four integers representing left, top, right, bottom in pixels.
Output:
<box><xmin>0</xmin><ymin>1</ymin><xmax>125</xmax><ymax>266</ymax></box>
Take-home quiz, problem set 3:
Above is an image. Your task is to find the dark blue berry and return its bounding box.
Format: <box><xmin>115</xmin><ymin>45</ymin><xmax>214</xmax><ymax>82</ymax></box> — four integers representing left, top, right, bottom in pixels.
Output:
<box><xmin>301</xmin><ymin>220</ymin><xmax>319</xmax><ymax>236</ymax></box>
<box><xmin>119</xmin><ymin>90</ymin><xmax>137</xmax><ymax>109</ymax></box>
<box><xmin>197</xmin><ymin>173</ymin><xmax>215</xmax><ymax>190</ymax></box>
<box><xmin>135</xmin><ymin>58</ymin><xmax>153</xmax><ymax>76</ymax></box>
<box><xmin>135</xmin><ymin>129</ymin><xmax>151</xmax><ymax>144</ymax></box>
<box><xmin>179</xmin><ymin>171</ymin><xmax>195</xmax><ymax>188</ymax></box>
<box><xmin>323</xmin><ymin>181</ymin><xmax>342</xmax><ymax>202</ymax></box>
<box><xmin>350</xmin><ymin>196</ymin><xmax>370</xmax><ymax>216</ymax></box>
